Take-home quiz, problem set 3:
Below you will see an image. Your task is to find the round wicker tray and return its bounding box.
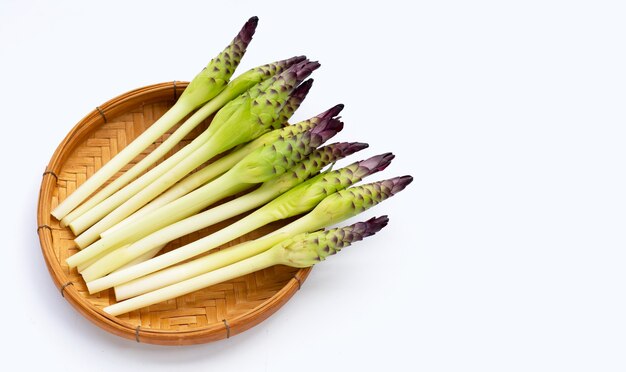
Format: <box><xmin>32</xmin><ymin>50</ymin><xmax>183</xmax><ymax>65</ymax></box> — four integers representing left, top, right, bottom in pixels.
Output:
<box><xmin>37</xmin><ymin>82</ymin><xmax>311</xmax><ymax>345</ymax></box>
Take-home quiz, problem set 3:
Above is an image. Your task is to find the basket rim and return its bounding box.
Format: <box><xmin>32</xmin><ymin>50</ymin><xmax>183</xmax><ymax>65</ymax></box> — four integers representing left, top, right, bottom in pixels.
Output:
<box><xmin>36</xmin><ymin>81</ymin><xmax>311</xmax><ymax>345</ymax></box>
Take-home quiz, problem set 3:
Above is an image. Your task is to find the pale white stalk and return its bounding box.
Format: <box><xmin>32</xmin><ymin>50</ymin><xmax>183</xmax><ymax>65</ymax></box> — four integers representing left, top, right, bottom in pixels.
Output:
<box><xmin>51</xmin><ymin>103</ymin><xmax>191</xmax><ymax>221</ymax></box>
<box><xmin>78</xmin><ymin>242</ymin><xmax>164</xmax><ymax>273</ymax></box>
<box><xmin>100</xmin><ymin>188</ymin><xmax>274</xmax><ymax>278</ymax></box>
<box><xmin>102</xmin><ymin>131</ymin><xmax>279</xmax><ymax>237</ymax></box>
<box><xmin>73</xmin><ymin>135</ymin><xmax>241</xmax><ymax>248</ymax></box>
<box><xmin>84</xmin><ymin>211</ymin><xmax>282</xmax><ymax>293</ymax></box>
<box><xmin>79</xmin><ymin>244</ymin><xmax>164</xmax><ymax>284</ymax></box>
<box><xmin>104</xmin><ymin>249</ymin><xmax>278</xmax><ymax>316</ymax></box>
<box><xmin>115</xmin><ymin>244</ymin><xmax>166</xmax><ymax>270</ymax></box>
<box><xmin>76</xmin><ymin>246</ymin><xmax>128</xmax><ymax>273</ymax></box>
<box><xmin>79</xmin><ymin>246</ymin><xmax>123</xmax><ymax>272</ymax></box>
<box><xmin>60</xmin><ymin>95</ymin><xmax>231</xmax><ymax>228</ymax></box>
<box><xmin>105</xmin><ymin>215</ymin><xmax>392</xmax><ymax>316</ymax></box>
<box><xmin>68</xmin><ymin>171</ymin><xmax>247</xmax><ymax>270</ymax></box>
<box><xmin>101</xmin><ymin>151</ymin><xmax>237</xmax><ymax>237</ymax></box>
<box><xmin>68</xmin><ymin>104</ymin><xmax>232</xmax><ymax>238</ymax></box>
<box><xmin>113</xmin><ymin>232</ymin><xmax>290</xmax><ymax>299</ymax></box>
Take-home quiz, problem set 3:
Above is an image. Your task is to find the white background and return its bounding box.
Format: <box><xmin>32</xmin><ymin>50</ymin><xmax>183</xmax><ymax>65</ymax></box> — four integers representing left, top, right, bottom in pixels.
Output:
<box><xmin>2</xmin><ymin>0</ymin><xmax>625</xmax><ymax>370</ymax></box>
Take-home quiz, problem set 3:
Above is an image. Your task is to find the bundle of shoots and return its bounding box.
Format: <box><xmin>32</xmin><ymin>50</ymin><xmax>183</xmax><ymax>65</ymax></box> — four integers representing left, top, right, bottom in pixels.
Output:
<box><xmin>68</xmin><ymin>105</ymin><xmax>344</xmax><ymax>271</ymax></box>
<box><xmin>109</xmin><ymin>177</ymin><xmax>412</xmax><ymax>298</ymax></box>
<box><xmin>81</xmin><ymin>141</ymin><xmax>367</xmax><ymax>282</ymax></box>
<box><xmin>86</xmin><ymin>159</ymin><xmax>403</xmax><ymax>293</ymax></box>
<box><xmin>104</xmin><ymin>79</ymin><xmax>315</xmax><ymax>233</ymax></box>
<box><xmin>61</xmin><ymin>55</ymin><xmax>306</xmax><ymax>228</ymax></box>
<box><xmin>52</xmin><ymin>17</ymin><xmax>260</xmax><ymax>221</ymax></box>
<box><xmin>71</xmin><ymin>60</ymin><xmax>320</xmax><ymax>247</ymax></box>
<box><xmin>104</xmin><ymin>216</ymin><xmax>390</xmax><ymax>316</ymax></box>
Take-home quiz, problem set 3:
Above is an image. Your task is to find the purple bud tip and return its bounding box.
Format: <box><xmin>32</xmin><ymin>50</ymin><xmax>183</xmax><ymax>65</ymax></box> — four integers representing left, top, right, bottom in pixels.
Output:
<box><xmin>284</xmin><ymin>55</ymin><xmax>307</xmax><ymax>67</ymax></box>
<box><xmin>330</xmin><ymin>103</ymin><xmax>344</xmax><ymax>116</ymax></box>
<box><xmin>310</xmin><ymin>118</ymin><xmax>344</xmax><ymax>144</ymax></box>
<box><xmin>293</xmin><ymin>61</ymin><xmax>321</xmax><ymax>82</ymax></box>
<box><xmin>292</xmin><ymin>79</ymin><xmax>314</xmax><ymax>99</ymax></box>
<box><xmin>280</xmin><ymin>59</ymin><xmax>308</xmax><ymax>79</ymax></box>
<box><xmin>356</xmin><ymin>215</ymin><xmax>390</xmax><ymax>238</ymax></box>
<box><xmin>341</xmin><ymin>142</ymin><xmax>369</xmax><ymax>155</ymax></box>
<box><xmin>236</xmin><ymin>17</ymin><xmax>259</xmax><ymax>46</ymax></box>
<box><xmin>359</xmin><ymin>152</ymin><xmax>395</xmax><ymax>175</ymax></box>
<box><xmin>325</xmin><ymin>142</ymin><xmax>368</xmax><ymax>159</ymax></box>
<box><xmin>316</xmin><ymin>104</ymin><xmax>344</xmax><ymax>122</ymax></box>
<box><xmin>390</xmin><ymin>175</ymin><xmax>413</xmax><ymax>194</ymax></box>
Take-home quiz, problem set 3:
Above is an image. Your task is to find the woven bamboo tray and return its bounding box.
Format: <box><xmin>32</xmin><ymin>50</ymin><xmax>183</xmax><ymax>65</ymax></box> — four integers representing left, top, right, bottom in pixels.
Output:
<box><xmin>37</xmin><ymin>82</ymin><xmax>311</xmax><ymax>345</ymax></box>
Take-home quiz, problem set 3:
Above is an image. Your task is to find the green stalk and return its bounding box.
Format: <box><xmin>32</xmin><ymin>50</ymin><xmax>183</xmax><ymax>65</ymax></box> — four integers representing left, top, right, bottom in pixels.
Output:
<box><xmin>51</xmin><ymin>17</ymin><xmax>259</xmax><ymax>221</ymax></box>
<box><xmin>83</xmin><ymin>142</ymin><xmax>365</xmax><ymax>285</ymax></box>
<box><xmin>70</xmin><ymin>61</ymin><xmax>320</xmax><ymax>248</ymax></box>
<box><xmin>105</xmin><ymin>216</ymin><xmax>389</xmax><ymax>316</ymax></box>
<box><xmin>84</xmin><ymin>154</ymin><xmax>395</xmax><ymax>293</ymax></box>
<box><xmin>79</xmin><ymin>114</ymin><xmax>345</xmax><ymax>281</ymax></box>
<box><xmin>61</xmin><ymin>57</ymin><xmax>306</xmax><ymax>228</ymax></box>
<box><xmin>102</xmin><ymin>80</ymin><xmax>314</xmax><ymax>236</ymax></box>
<box><xmin>66</xmin><ymin>56</ymin><xmax>305</xmax><ymax>236</ymax></box>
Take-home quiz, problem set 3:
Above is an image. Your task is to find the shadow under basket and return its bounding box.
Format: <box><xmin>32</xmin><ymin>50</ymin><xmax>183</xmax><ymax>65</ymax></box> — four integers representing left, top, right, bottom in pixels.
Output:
<box><xmin>37</xmin><ymin>82</ymin><xmax>311</xmax><ymax>345</ymax></box>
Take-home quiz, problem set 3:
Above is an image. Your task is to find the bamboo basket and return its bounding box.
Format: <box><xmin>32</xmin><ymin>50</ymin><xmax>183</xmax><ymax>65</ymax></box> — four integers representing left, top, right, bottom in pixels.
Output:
<box><xmin>37</xmin><ymin>82</ymin><xmax>311</xmax><ymax>345</ymax></box>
